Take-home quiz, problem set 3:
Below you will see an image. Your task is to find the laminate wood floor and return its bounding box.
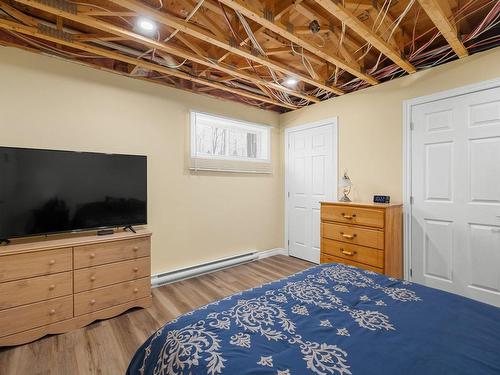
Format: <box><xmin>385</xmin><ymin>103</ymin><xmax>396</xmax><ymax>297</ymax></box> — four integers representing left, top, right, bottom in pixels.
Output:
<box><xmin>0</xmin><ymin>255</ymin><xmax>312</xmax><ymax>375</ymax></box>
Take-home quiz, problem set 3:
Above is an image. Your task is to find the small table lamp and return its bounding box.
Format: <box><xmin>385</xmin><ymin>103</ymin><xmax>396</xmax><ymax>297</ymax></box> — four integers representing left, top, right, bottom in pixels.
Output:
<box><xmin>339</xmin><ymin>171</ymin><xmax>352</xmax><ymax>202</ymax></box>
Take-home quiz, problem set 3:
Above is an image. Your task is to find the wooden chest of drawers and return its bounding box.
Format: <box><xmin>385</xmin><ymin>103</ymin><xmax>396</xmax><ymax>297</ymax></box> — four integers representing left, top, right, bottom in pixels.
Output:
<box><xmin>0</xmin><ymin>230</ymin><xmax>152</xmax><ymax>346</ymax></box>
<box><xmin>320</xmin><ymin>202</ymin><xmax>402</xmax><ymax>278</ymax></box>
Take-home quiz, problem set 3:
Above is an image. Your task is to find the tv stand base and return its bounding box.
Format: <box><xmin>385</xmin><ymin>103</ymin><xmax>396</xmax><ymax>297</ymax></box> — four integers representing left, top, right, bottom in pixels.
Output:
<box><xmin>123</xmin><ymin>225</ymin><xmax>136</xmax><ymax>233</ymax></box>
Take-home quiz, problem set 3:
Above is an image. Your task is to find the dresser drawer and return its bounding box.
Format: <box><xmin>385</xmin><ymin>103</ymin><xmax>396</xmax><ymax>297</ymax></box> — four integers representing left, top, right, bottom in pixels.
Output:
<box><xmin>321</xmin><ymin>205</ymin><xmax>385</xmax><ymax>228</ymax></box>
<box><xmin>321</xmin><ymin>223</ymin><xmax>384</xmax><ymax>249</ymax></box>
<box><xmin>322</xmin><ymin>239</ymin><xmax>384</xmax><ymax>268</ymax></box>
<box><xmin>0</xmin><ymin>249</ymin><xmax>72</xmax><ymax>283</ymax></box>
<box><xmin>74</xmin><ymin>257</ymin><xmax>151</xmax><ymax>293</ymax></box>
<box><xmin>321</xmin><ymin>254</ymin><xmax>383</xmax><ymax>274</ymax></box>
<box><xmin>0</xmin><ymin>296</ymin><xmax>73</xmax><ymax>337</ymax></box>
<box><xmin>322</xmin><ymin>222</ymin><xmax>384</xmax><ymax>249</ymax></box>
<box><xmin>74</xmin><ymin>277</ymin><xmax>150</xmax><ymax>316</ymax></box>
<box><xmin>0</xmin><ymin>271</ymin><xmax>73</xmax><ymax>311</ymax></box>
<box><xmin>74</xmin><ymin>238</ymin><xmax>150</xmax><ymax>269</ymax></box>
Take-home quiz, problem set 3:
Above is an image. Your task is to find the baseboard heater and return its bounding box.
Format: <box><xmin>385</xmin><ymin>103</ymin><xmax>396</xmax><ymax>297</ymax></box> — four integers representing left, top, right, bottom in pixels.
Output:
<box><xmin>151</xmin><ymin>251</ymin><xmax>258</xmax><ymax>288</ymax></box>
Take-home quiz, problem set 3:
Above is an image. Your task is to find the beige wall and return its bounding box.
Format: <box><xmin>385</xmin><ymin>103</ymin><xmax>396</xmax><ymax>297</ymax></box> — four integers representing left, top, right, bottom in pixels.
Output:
<box><xmin>280</xmin><ymin>47</ymin><xmax>500</xmax><ymax>203</ymax></box>
<box><xmin>0</xmin><ymin>47</ymin><xmax>282</xmax><ymax>274</ymax></box>
<box><xmin>2</xmin><ymin>46</ymin><xmax>499</xmax><ymax>274</ymax></box>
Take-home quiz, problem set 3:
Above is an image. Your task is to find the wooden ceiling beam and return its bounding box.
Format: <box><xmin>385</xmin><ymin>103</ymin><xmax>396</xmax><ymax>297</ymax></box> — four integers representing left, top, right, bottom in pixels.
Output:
<box><xmin>293</xmin><ymin>2</ymin><xmax>361</xmax><ymax>72</ymax></box>
<box><xmin>0</xmin><ymin>17</ymin><xmax>296</xmax><ymax>109</ymax></box>
<box><xmin>198</xmin><ymin>0</ymin><xmax>296</xmax><ymax>78</ymax></box>
<box><xmin>73</xmin><ymin>33</ymin><xmax>127</xmax><ymax>41</ymax></box>
<box><xmin>313</xmin><ymin>0</ymin><xmax>416</xmax><ymax>73</ymax></box>
<box><xmin>217</xmin><ymin>0</ymin><xmax>378</xmax><ymax>85</ymax></box>
<box><xmin>11</xmin><ymin>0</ymin><xmax>319</xmax><ymax>103</ymax></box>
<box><xmin>0</xmin><ymin>1</ymin><xmax>37</xmax><ymax>25</ymax></box>
<box><xmin>106</xmin><ymin>0</ymin><xmax>343</xmax><ymax>95</ymax></box>
<box><xmin>79</xmin><ymin>11</ymin><xmax>135</xmax><ymax>17</ymax></box>
<box><xmin>416</xmin><ymin>0</ymin><xmax>468</xmax><ymax>58</ymax></box>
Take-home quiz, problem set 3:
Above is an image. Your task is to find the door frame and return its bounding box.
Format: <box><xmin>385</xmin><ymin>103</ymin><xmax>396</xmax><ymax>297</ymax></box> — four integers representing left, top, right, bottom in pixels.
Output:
<box><xmin>402</xmin><ymin>78</ymin><xmax>500</xmax><ymax>281</ymax></box>
<box><xmin>284</xmin><ymin>117</ymin><xmax>339</xmax><ymax>258</ymax></box>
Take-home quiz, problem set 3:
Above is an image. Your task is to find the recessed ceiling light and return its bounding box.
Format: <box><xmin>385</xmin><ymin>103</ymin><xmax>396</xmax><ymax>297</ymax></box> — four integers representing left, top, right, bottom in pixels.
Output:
<box><xmin>284</xmin><ymin>77</ymin><xmax>299</xmax><ymax>86</ymax></box>
<box><xmin>137</xmin><ymin>18</ymin><xmax>157</xmax><ymax>34</ymax></box>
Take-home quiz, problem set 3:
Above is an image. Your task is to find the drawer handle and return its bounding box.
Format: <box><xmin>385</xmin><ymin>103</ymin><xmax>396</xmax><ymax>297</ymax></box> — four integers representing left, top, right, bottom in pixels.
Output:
<box><xmin>133</xmin><ymin>247</ymin><xmax>139</xmax><ymax>252</ymax></box>
<box><xmin>90</xmin><ymin>299</ymin><xmax>96</xmax><ymax>305</ymax></box>
<box><xmin>133</xmin><ymin>267</ymin><xmax>139</xmax><ymax>272</ymax></box>
<box><xmin>89</xmin><ymin>253</ymin><xmax>96</xmax><ymax>259</ymax></box>
<box><xmin>49</xmin><ymin>309</ymin><xmax>56</xmax><ymax>315</ymax></box>
<box><xmin>49</xmin><ymin>259</ymin><xmax>56</xmax><ymax>265</ymax></box>
<box><xmin>90</xmin><ymin>276</ymin><xmax>96</xmax><ymax>281</ymax></box>
<box><xmin>341</xmin><ymin>233</ymin><xmax>357</xmax><ymax>240</ymax></box>
<box><xmin>341</xmin><ymin>213</ymin><xmax>356</xmax><ymax>219</ymax></box>
<box><xmin>341</xmin><ymin>249</ymin><xmax>356</xmax><ymax>256</ymax></box>
<box><xmin>48</xmin><ymin>284</ymin><xmax>55</xmax><ymax>291</ymax></box>
<box><xmin>133</xmin><ymin>288</ymin><xmax>139</xmax><ymax>293</ymax></box>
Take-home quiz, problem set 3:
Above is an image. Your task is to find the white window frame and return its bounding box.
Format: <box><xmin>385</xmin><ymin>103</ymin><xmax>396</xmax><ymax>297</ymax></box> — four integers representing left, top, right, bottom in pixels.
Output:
<box><xmin>190</xmin><ymin>110</ymin><xmax>271</xmax><ymax>164</ymax></box>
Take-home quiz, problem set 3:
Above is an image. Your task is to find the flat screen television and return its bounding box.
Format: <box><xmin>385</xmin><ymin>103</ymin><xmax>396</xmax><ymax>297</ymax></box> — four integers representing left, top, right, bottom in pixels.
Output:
<box><xmin>0</xmin><ymin>147</ymin><xmax>147</xmax><ymax>240</ymax></box>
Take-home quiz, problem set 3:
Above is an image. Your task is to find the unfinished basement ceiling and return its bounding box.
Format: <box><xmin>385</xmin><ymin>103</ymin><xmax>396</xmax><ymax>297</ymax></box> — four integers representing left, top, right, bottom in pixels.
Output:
<box><xmin>0</xmin><ymin>0</ymin><xmax>498</xmax><ymax>112</ymax></box>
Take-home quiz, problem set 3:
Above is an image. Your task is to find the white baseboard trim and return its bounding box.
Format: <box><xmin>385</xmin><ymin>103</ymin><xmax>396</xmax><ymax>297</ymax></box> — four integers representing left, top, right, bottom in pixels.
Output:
<box><xmin>257</xmin><ymin>247</ymin><xmax>287</xmax><ymax>259</ymax></box>
<box><xmin>151</xmin><ymin>248</ymin><xmax>288</xmax><ymax>288</ymax></box>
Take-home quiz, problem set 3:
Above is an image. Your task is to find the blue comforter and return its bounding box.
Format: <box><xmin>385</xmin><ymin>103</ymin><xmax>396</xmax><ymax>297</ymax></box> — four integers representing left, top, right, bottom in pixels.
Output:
<box><xmin>127</xmin><ymin>263</ymin><xmax>500</xmax><ymax>374</ymax></box>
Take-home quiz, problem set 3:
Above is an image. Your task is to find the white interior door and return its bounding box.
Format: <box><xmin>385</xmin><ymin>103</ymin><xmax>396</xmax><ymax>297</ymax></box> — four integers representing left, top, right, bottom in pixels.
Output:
<box><xmin>411</xmin><ymin>85</ymin><xmax>500</xmax><ymax>307</ymax></box>
<box><xmin>287</xmin><ymin>122</ymin><xmax>337</xmax><ymax>263</ymax></box>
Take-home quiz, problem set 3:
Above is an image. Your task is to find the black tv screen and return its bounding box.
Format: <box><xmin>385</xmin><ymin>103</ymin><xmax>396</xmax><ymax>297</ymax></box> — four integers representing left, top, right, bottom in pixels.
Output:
<box><xmin>0</xmin><ymin>147</ymin><xmax>147</xmax><ymax>239</ymax></box>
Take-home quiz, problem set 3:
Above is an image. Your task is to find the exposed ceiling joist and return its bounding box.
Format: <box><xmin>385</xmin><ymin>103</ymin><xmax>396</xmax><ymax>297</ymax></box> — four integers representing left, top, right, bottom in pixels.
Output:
<box><xmin>417</xmin><ymin>0</ymin><xmax>469</xmax><ymax>58</ymax></box>
<box><xmin>0</xmin><ymin>17</ymin><xmax>297</xmax><ymax>109</ymax></box>
<box><xmin>293</xmin><ymin>2</ymin><xmax>361</xmax><ymax>72</ymax></box>
<box><xmin>313</xmin><ymin>0</ymin><xmax>417</xmax><ymax>74</ymax></box>
<box><xmin>0</xmin><ymin>1</ymin><xmax>37</xmax><ymax>25</ymax></box>
<box><xmin>11</xmin><ymin>0</ymin><xmax>319</xmax><ymax>103</ymax></box>
<box><xmin>1</xmin><ymin>0</ymin><xmax>495</xmax><ymax>112</ymax></box>
<box><xmin>198</xmin><ymin>0</ymin><xmax>298</xmax><ymax>77</ymax></box>
<box><xmin>217</xmin><ymin>0</ymin><xmax>378</xmax><ymax>85</ymax></box>
<box><xmin>105</xmin><ymin>0</ymin><xmax>343</xmax><ymax>95</ymax></box>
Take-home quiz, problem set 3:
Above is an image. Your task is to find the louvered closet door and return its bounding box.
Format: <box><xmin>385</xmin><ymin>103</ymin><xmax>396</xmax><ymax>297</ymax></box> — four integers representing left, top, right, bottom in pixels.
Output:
<box><xmin>288</xmin><ymin>124</ymin><xmax>335</xmax><ymax>263</ymax></box>
<box><xmin>411</xmin><ymin>86</ymin><xmax>500</xmax><ymax>307</ymax></box>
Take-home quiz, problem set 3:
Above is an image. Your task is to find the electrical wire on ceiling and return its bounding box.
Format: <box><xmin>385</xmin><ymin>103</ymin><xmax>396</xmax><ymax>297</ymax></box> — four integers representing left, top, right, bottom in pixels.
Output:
<box><xmin>337</xmin><ymin>0</ymin><xmax>499</xmax><ymax>93</ymax></box>
<box><xmin>218</xmin><ymin>4</ymin><xmax>310</xmax><ymax>108</ymax></box>
<box><xmin>135</xmin><ymin>0</ymin><xmax>204</xmax><ymax>68</ymax></box>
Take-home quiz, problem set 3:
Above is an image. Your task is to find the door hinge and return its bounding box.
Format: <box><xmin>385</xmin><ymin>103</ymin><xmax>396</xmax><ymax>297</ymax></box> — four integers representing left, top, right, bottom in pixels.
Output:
<box><xmin>410</xmin><ymin>196</ymin><xmax>414</xmax><ymax>204</ymax></box>
<box><xmin>409</xmin><ymin>268</ymin><xmax>413</xmax><ymax>278</ymax></box>
<box><xmin>410</xmin><ymin>122</ymin><xmax>414</xmax><ymax>131</ymax></box>
<box><xmin>287</xmin><ymin>191</ymin><xmax>290</xmax><ymax>198</ymax></box>
<box><xmin>287</xmin><ymin>239</ymin><xmax>290</xmax><ymax>246</ymax></box>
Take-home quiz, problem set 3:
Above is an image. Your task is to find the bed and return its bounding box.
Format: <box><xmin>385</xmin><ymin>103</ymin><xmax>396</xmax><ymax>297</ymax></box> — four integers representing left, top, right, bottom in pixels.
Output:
<box><xmin>127</xmin><ymin>263</ymin><xmax>500</xmax><ymax>374</ymax></box>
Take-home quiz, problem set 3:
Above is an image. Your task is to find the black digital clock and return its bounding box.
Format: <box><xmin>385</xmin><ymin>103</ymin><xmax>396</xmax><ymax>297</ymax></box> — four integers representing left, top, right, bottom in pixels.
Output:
<box><xmin>373</xmin><ymin>195</ymin><xmax>390</xmax><ymax>203</ymax></box>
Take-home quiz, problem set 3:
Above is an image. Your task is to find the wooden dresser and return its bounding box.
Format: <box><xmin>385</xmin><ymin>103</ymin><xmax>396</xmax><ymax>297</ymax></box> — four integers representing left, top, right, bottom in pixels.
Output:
<box><xmin>0</xmin><ymin>230</ymin><xmax>152</xmax><ymax>346</ymax></box>
<box><xmin>320</xmin><ymin>202</ymin><xmax>402</xmax><ymax>278</ymax></box>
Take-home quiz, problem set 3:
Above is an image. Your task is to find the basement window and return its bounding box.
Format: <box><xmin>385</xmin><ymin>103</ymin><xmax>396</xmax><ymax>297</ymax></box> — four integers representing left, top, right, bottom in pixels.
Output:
<box><xmin>190</xmin><ymin>111</ymin><xmax>272</xmax><ymax>173</ymax></box>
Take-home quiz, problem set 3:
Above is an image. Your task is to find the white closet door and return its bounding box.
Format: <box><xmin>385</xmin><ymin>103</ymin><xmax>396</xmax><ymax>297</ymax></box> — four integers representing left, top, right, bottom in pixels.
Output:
<box><xmin>411</xmin><ymin>86</ymin><xmax>500</xmax><ymax>306</ymax></box>
<box><xmin>287</xmin><ymin>124</ymin><xmax>336</xmax><ymax>263</ymax></box>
